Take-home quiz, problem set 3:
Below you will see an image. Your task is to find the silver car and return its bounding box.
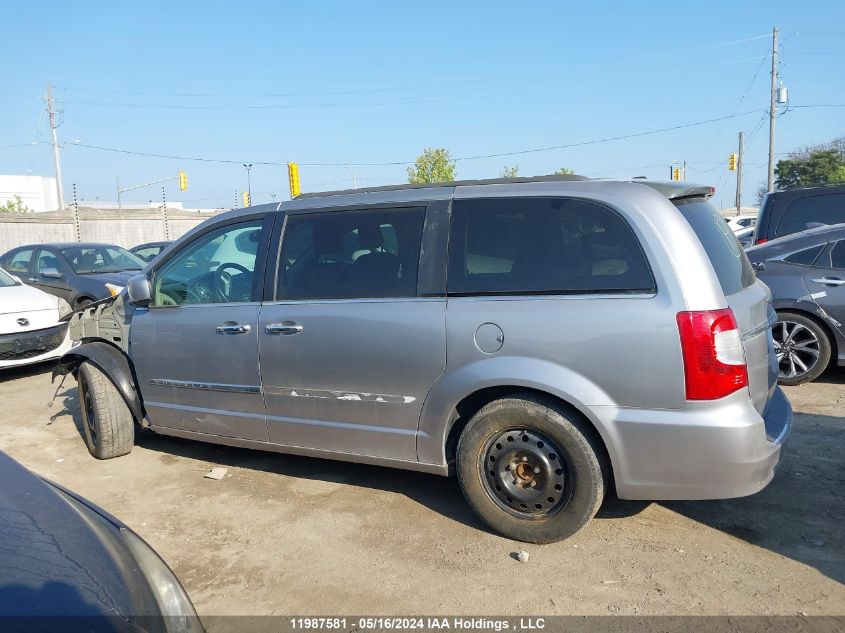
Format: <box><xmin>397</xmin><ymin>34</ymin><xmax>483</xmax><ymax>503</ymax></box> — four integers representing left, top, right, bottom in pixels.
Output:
<box><xmin>56</xmin><ymin>176</ymin><xmax>791</xmax><ymax>543</ymax></box>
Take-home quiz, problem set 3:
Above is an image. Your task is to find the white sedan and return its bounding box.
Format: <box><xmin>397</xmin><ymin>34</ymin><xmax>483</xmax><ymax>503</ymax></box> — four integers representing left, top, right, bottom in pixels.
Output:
<box><xmin>0</xmin><ymin>267</ymin><xmax>73</xmax><ymax>369</ymax></box>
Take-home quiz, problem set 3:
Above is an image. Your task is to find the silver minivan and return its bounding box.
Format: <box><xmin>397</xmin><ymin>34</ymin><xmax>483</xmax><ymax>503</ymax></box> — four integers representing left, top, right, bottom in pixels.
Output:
<box><xmin>57</xmin><ymin>176</ymin><xmax>791</xmax><ymax>543</ymax></box>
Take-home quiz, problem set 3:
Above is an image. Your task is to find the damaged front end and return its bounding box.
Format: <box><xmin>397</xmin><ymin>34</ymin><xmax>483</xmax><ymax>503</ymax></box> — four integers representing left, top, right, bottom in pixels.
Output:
<box><xmin>52</xmin><ymin>294</ymin><xmax>144</xmax><ymax>422</ymax></box>
<box><xmin>66</xmin><ymin>294</ymin><xmax>131</xmax><ymax>352</ymax></box>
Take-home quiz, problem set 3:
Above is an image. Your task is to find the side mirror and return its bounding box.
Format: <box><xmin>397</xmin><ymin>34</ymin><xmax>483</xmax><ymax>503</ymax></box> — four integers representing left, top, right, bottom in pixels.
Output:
<box><xmin>127</xmin><ymin>274</ymin><xmax>152</xmax><ymax>305</ymax></box>
<box><xmin>41</xmin><ymin>268</ymin><xmax>63</xmax><ymax>279</ymax></box>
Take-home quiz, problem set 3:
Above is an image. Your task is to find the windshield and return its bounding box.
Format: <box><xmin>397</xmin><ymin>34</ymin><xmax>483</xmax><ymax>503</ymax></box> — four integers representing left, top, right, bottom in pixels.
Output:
<box><xmin>61</xmin><ymin>246</ymin><xmax>145</xmax><ymax>275</ymax></box>
<box><xmin>0</xmin><ymin>268</ymin><xmax>20</xmax><ymax>287</ymax></box>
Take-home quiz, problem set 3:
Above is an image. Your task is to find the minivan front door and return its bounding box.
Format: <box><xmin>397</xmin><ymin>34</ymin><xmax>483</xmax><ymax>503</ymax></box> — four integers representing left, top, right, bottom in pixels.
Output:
<box><xmin>258</xmin><ymin>206</ymin><xmax>446</xmax><ymax>462</ymax></box>
<box><xmin>130</xmin><ymin>215</ymin><xmax>274</xmax><ymax>441</ymax></box>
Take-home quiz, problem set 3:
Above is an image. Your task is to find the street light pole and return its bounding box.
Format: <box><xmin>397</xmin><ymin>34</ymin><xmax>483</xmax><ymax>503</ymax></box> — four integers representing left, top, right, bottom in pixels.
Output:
<box><xmin>243</xmin><ymin>163</ymin><xmax>253</xmax><ymax>204</ymax></box>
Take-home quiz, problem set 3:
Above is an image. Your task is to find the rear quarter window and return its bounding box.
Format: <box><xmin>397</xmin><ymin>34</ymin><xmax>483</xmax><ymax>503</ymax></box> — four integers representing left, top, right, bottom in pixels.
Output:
<box><xmin>674</xmin><ymin>198</ymin><xmax>756</xmax><ymax>296</ymax></box>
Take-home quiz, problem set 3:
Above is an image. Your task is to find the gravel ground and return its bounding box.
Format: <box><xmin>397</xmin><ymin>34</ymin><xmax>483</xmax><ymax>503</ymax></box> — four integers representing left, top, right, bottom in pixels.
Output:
<box><xmin>0</xmin><ymin>361</ymin><xmax>843</xmax><ymax>617</ymax></box>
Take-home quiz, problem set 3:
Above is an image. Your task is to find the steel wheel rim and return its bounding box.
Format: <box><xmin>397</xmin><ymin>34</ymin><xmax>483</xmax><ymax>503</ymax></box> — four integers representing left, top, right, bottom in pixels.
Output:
<box><xmin>79</xmin><ymin>374</ymin><xmax>97</xmax><ymax>444</ymax></box>
<box><xmin>773</xmin><ymin>320</ymin><xmax>821</xmax><ymax>379</ymax></box>
<box><xmin>481</xmin><ymin>429</ymin><xmax>572</xmax><ymax>518</ymax></box>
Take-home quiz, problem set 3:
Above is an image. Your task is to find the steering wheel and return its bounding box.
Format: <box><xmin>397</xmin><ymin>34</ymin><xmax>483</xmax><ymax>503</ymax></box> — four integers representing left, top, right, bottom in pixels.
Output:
<box><xmin>213</xmin><ymin>263</ymin><xmax>251</xmax><ymax>302</ymax></box>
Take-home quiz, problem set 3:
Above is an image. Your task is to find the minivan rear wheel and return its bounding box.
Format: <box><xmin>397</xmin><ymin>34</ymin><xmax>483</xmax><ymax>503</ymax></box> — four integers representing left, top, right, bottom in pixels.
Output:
<box><xmin>774</xmin><ymin>311</ymin><xmax>831</xmax><ymax>386</ymax></box>
<box><xmin>456</xmin><ymin>395</ymin><xmax>606</xmax><ymax>543</ymax></box>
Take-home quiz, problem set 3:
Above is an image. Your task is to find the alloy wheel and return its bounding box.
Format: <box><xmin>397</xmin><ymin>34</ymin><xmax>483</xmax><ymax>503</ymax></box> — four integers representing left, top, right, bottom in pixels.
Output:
<box><xmin>773</xmin><ymin>319</ymin><xmax>821</xmax><ymax>380</ymax></box>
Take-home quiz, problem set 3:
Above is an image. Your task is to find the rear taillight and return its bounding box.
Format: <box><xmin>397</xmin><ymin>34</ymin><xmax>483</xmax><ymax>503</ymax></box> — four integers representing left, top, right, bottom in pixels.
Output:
<box><xmin>754</xmin><ymin>237</ymin><xmax>768</xmax><ymax>245</ymax></box>
<box><xmin>676</xmin><ymin>309</ymin><xmax>748</xmax><ymax>400</ymax></box>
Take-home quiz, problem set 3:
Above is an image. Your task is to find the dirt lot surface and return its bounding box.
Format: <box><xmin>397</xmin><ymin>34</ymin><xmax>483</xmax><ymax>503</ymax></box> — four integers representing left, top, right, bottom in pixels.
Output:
<box><xmin>0</xmin><ymin>362</ymin><xmax>843</xmax><ymax>618</ymax></box>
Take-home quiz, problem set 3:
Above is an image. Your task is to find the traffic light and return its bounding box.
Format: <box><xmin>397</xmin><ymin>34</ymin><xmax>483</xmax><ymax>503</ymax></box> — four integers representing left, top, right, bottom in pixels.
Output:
<box><xmin>672</xmin><ymin>167</ymin><xmax>681</xmax><ymax>181</ymax></box>
<box><xmin>242</xmin><ymin>191</ymin><xmax>250</xmax><ymax>207</ymax></box>
<box><xmin>178</xmin><ymin>170</ymin><xmax>188</xmax><ymax>191</ymax></box>
<box><xmin>288</xmin><ymin>162</ymin><xmax>300</xmax><ymax>199</ymax></box>
<box><xmin>728</xmin><ymin>153</ymin><xmax>738</xmax><ymax>171</ymax></box>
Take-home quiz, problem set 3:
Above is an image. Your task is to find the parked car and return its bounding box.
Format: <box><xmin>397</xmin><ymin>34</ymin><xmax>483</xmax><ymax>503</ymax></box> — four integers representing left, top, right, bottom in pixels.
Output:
<box><xmin>0</xmin><ymin>242</ymin><xmax>146</xmax><ymax>309</ymax></box>
<box><xmin>131</xmin><ymin>241</ymin><xmax>172</xmax><ymax>263</ymax></box>
<box><xmin>735</xmin><ymin>226</ymin><xmax>756</xmax><ymax>249</ymax></box>
<box><xmin>0</xmin><ymin>450</ymin><xmax>202</xmax><ymax>628</ymax></box>
<box><xmin>726</xmin><ymin>214</ymin><xmax>757</xmax><ymax>233</ymax></box>
<box><xmin>746</xmin><ymin>223</ymin><xmax>845</xmax><ymax>385</ymax></box>
<box><xmin>754</xmin><ymin>183</ymin><xmax>845</xmax><ymax>245</ymax></box>
<box><xmin>55</xmin><ymin>176</ymin><xmax>791</xmax><ymax>544</ymax></box>
<box><xmin>0</xmin><ymin>267</ymin><xmax>72</xmax><ymax>369</ymax></box>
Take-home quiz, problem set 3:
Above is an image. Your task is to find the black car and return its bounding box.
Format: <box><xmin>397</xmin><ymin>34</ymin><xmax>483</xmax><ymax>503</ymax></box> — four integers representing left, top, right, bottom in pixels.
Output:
<box><xmin>0</xmin><ymin>243</ymin><xmax>146</xmax><ymax>309</ymax></box>
<box><xmin>0</xmin><ymin>450</ymin><xmax>202</xmax><ymax>629</ymax></box>
<box><xmin>747</xmin><ymin>223</ymin><xmax>845</xmax><ymax>385</ymax></box>
<box><xmin>754</xmin><ymin>183</ymin><xmax>845</xmax><ymax>245</ymax></box>
<box><xmin>130</xmin><ymin>241</ymin><xmax>172</xmax><ymax>263</ymax></box>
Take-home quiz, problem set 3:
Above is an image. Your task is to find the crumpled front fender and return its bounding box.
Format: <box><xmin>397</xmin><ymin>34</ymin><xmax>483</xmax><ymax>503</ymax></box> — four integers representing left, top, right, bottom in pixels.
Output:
<box><xmin>53</xmin><ymin>341</ymin><xmax>144</xmax><ymax>423</ymax></box>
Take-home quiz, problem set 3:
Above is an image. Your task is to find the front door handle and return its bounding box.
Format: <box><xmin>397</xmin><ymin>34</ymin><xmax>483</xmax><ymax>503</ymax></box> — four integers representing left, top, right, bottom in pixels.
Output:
<box><xmin>265</xmin><ymin>323</ymin><xmax>303</xmax><ymax>335</ymax></box>
<box><xmin>810</xmin><ymin>277</ymin><xmax>845</xmax><ymax>287</ymax></box>
<box><xmin>216</xmin><ymin>323</ymin><xmax>251</xmax><ymax>335</ymax></box>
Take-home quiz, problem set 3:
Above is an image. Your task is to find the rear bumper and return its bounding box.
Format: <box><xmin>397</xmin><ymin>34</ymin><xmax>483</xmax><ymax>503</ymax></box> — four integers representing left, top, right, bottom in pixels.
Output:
<box><xmin>593</xmin><ymin>387</ymin><xmax>792</xmax><ymax>500</ymax></box>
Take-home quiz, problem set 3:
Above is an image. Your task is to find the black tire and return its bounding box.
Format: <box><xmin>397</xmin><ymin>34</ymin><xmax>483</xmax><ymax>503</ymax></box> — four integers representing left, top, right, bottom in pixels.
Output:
<box><xmin>456</xmin><ymin>394</ymin><xmax>606</xmax><ymax>544</ymax></box>
<box><xmin>77</xmin><ymin>361</ymin><xmax>134</xmax><ymax>459</ymax></box>
<box><xmin>76</xmin><ymin>297</ymin><xmax>94</xmax><ymax>309</ymax></box>
<box><xmin>774</xmin><ymin>311</ymin><xmax>832</xmax><ymax>386</ymax></box>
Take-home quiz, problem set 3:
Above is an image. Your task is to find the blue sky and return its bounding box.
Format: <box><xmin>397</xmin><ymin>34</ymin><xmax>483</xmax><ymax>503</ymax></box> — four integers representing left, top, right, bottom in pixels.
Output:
<box><xmin>2</xmin><ymin>1</ymin><xmax>843</xmax><ymax>210</ymax></box>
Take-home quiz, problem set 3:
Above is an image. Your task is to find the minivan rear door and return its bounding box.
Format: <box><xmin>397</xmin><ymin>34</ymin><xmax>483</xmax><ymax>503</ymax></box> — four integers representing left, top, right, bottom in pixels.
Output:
<box><xmin>674</xmin><ymin>198</ymin><xmax>776</xmax><ymax>414</ymax></box>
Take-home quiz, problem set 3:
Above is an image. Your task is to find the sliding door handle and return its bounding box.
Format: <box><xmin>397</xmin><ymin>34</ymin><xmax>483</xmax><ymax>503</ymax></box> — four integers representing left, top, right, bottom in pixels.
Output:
<box><xmin>265</xmin><ymin>323</ymin><xmax>303</xmax><ymax>335</ymax></box>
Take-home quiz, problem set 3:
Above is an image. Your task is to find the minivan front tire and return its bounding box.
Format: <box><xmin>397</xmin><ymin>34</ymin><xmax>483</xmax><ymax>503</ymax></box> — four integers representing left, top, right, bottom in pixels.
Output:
<box><xmin>456</xmin><ymin>395</ymin><xmax>606</xmax><ymax>543</ymax></box>
<box><xmin>77</xmin><ymin>361</ymin><xmax>134</xmax><ymax>459</ymax></box>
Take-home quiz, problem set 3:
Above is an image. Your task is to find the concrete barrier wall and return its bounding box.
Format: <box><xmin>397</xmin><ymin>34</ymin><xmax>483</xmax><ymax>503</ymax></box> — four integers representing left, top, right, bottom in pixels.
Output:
<box><xmin>0</xmin><ymin>207</ymin><xmax>222</xmax><ymax>253</ymax></box>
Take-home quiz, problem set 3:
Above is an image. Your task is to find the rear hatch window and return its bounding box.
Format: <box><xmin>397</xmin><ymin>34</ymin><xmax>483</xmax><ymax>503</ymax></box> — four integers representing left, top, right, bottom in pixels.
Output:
<box><xmin>673</xmin><ymin>197</ymin><xmax>756</xmax><ymax>296</ymax></box>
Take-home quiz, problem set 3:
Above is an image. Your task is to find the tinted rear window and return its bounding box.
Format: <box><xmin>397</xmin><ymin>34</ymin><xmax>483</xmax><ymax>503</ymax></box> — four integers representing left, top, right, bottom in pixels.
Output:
<box><xmin>674</xmin><ymin>198</ymin><xmax>756</xmax><ymax>296</ymax></box>
<box><xmin>775</xmin><ymin>193</ymin><xmax>845</xmax><ymax>239</ymax></box>
<box><xmin>448</xmin><ymin>197</ymin><xmax>655</xmax><ymax>295</ymax></box>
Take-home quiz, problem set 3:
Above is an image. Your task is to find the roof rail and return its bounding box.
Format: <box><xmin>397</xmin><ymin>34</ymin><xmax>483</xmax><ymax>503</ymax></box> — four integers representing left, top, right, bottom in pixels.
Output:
<box><xmin>296</xmin><ymin>174</ymin><xmax>590</xmax><ymax>199</ymax></box>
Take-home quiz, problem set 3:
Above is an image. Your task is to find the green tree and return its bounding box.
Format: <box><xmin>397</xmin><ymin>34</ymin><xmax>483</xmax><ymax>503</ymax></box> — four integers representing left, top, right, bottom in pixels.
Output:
<box><xmin>499</xmin><ymin>165</ymin><xmax>519</xmax><ymax>178</ymax></box>
<box><xmin>407</xmin><ymin>147</ymin><xmax>456</xmax><ymax>184</ymax></box>
<box><xmin>775</xmin><ymin>149</ymin><xmax>845</xmax><ymax>190</ymax></box>
<box><xmin>555</xmin><ymin>167</ymin><xmax>575</xmax><ymax>175</ymax></box>
<box><xmin>0</xmin><ymin>195</ymin><xmax>32</xmax><ymax>213</ymax></box>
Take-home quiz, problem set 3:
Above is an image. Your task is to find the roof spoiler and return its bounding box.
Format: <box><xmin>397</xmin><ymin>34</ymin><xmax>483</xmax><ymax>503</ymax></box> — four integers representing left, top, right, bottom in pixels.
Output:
<box><xmin>634</xmin><ymin>180</ymin><xmax>716</xmax><ymax>200</ymax></box>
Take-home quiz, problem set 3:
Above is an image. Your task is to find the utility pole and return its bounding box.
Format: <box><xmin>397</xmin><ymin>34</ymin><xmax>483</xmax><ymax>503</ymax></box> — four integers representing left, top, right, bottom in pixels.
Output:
<box><xmin>736</xmin><ymin>131</ymin><xmax>744</xmax><ymax>215</ymax></box>
<box><xmin>767</xmin><ymin>27</ymin><xmax>779</xmax><ymax>193</ymax></box>
<box><xmin>45</xmin><ymin>84</ymin><xmax>66</xmax><ymax>210</ymax></box>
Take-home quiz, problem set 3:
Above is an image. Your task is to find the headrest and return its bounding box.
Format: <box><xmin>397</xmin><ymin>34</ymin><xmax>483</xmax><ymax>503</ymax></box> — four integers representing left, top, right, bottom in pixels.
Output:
<box><xmin>357</xmin><ymin>222</ymin><xmax>384</xmax><ymax>250</ymax></box>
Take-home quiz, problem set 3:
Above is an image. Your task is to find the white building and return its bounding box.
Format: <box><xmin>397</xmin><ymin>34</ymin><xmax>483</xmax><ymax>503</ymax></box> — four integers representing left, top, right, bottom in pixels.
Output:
<box><xmin>0</xmin><ymin>174</ymin><xmax>60</xmax><ymax>212</ymax></box>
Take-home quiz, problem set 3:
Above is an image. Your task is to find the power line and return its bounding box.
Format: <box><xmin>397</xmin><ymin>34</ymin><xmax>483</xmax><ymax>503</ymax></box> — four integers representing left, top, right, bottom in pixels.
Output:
<box><xmin>66</xmin><ymin>108</ymin><xmax>767</xmax><ymax>167</ymax></box>
<box><xmin>52</xmin><ymin>83</ymin><xmax>533</xmax><ymax>111</ymax></box>
<box><xmin>53</xmin><ymin>77</ymin><xmax>531</xmax><ymax>99</ymax></box>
